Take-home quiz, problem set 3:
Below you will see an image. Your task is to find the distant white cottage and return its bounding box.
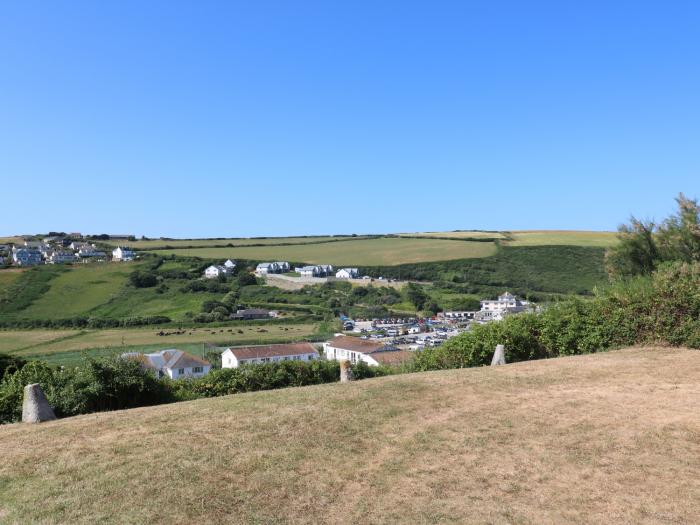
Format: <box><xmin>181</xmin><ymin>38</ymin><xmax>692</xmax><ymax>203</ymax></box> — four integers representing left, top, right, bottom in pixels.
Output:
<box><xmin>204</xmin><ymin>265</ymin><xmax>230</xmax><ymax>279</ymax></box>
<box><xmin>221</xmin><ymin>343</ymin><xmax>318</xmax><ymax>368</ymax></box>
<box><xmin>335</xmin><ymin>268</ymin><xmax>359</xmax><ymax>279</ymax></box>
<box><xmin>255</xmin><ymin>262</ymin><xmax>287</xmax><ymax>275</ymax></box>
<box><xmin>112</xmin><ymin>246</ymin><xmax>135</xmax><ymax>262</ymax></box>
<box><xmin>122</xmin><ymin>349</ymin><xmax>211</xmax><ymax>379</ymax></box>
<box><xmin>224</xmin><ymin>259</ymin><xmax>236</xmax><ymax>269</ymax></box>
<box><xmin>477</xmin><ymin>292</ymin><xmax>530</xmax><ymax>321</ymax></box>
<box><xmin>323</xmin><ymin>335</ymin><xmax>413</xmax><ymax>366</ymax></box>
<box><xmin>12</xmin><ymin>247</ymin><xmax>42</xmax><ymax>266</ymax></box>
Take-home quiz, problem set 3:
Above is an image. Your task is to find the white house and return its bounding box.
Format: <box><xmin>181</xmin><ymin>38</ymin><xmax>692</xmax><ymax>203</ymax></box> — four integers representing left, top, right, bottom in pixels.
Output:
<box><xmin>319</xmin><ymin>264</ymin><xmax>334</xmax><ymax>276</ymax></box>
<box><xmin>47</xmin><ymin>251</ymin><xmax>78</xmax><ymax>264</ymax></box>
<box><xmin>70</xmin><ymin>241</ymin><xmax>93</xmax><ymax>251</ymax></box>
<box><xmin>12</xmin><ymin>247</ymin><xmax>42</xmax><ymax>266</ymax></box>
<box><xmin>298</xmin><ymin>265</ymin><xmax>320</xmax><ymax>277</ymax></box>
<box><xmin>323</xmin><ymin>335</ymin><xmax>413</xmax><ymax>366</ymax></box>
<box><xmin>221</xmin><ymin>343</ymin><xmax>319</xmax><ymax>368</ymax></box>
<box><xmin>77</xmin><ymin>246</ymin><xmax>106</xmax><ymax>259</ymax></box>
<box><xmin>204</xmin><ymin>265</ymin><xmax>230</xmax><ymax>279</ymax></box>
<box><xmin>274</xmin><ymin>261</ymin><xmax>290</xmax><ymax>272</ymax></box>
<box><xmin>480</xmin><ymin>292</ymin><xmax>529</xmax><ymax>317</ymax></box>
<box><xmin>255</xmin><ymin>262</ymin><xmax>279</xmax><ymax>275</ymax></box>
<box><xmin>122</xmin><ymin>349</ymin><xmax>211</xmax><ymax>379</ymax></box>
<box><xmin>335</xmin><ymin>268</ymin><xmax>359</xmax><ymax>279</ymax></box>
<box><xmin>112</xmin><ymin>246</ymin><xmax>135</xmax><ymax>262</ymax></box>
<box><xmin>224</xmin><ymin>259</ymin><xmax>237</xmax><ymax>270</ymax></box>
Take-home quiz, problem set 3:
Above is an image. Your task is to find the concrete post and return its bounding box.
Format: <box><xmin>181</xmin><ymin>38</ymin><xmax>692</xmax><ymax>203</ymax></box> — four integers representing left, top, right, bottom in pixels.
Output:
<box><xmin>491</xmin><ymin>344</ymin><xmax>506</xmax><ymax>366</ymax></box>
<box><xmin>22</xmin><ymin>383</ymin><xmax>57</xmax><ymax>423</ymax></box>
<box><xmin>339</xmin><ymin>360</ymin><xmax>352</xmax><ymax>383</ymax></box>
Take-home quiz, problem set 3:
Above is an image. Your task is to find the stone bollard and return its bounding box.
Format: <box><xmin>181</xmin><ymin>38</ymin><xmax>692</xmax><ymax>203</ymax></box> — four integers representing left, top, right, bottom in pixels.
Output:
<box><xmin>491</xmin><ymin>344</ymin><xmax>506</xmax><ymax>366</ymax></box>
<box><xmin>22</xmin><ymin>383</ymin><xmax>57</xmax><ymax>423</ymax></box>
<box><xmin>339</xmin><ymin>359</ymin><xmax>353</xmax><ymax>383</ymax></box>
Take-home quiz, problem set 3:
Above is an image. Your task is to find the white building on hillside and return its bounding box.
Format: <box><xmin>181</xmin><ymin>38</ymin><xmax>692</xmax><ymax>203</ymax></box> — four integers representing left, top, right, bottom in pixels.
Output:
<box><xmin>335</xmin><ymin>268</ymin><xmax>359</xmax><ymax>279</ymax></box>
<box><xmin>47</xmin><ymin>251</ymin><xmax>78</xmax><ymax>264</ymax></box>
<box><xmin>275</xmin><ymin>261</ymin><xmax>290</xmax><ymax>272</ymax></box>
<box><xmin>204</xmin><ymin>265</ymin><xmax>230</xmax><ymax>279</ymax></box>
<box><xmin>323</xmin><ymin>335</ymin><xmax>413</xmax><ymax>367</ymax></box>
<box><xmin>112</xmin><ymin>246</ymin><xmax>135</xmax><ymax>261</ymax></box>
<box><xmin>255</xmin><ymin>262</ymin><xmax>279</xmax><ymax>275</ymax></box>
<box><xmin>12</xmin><ymin>247</ymin><xmax>42</xmax><ymax>266</ymax></box>
<box><xmin>224</xmin><ymin>259</ymin><xmax>237</xmax><ymax>269</ymax></box>
<box><xmin>478</xmin><ymin>292</ymin><xmax>530</xmax><ymax>321</ymax></box>
<box><xmin>297</xmin><ymin>265</ymin><xmax>319</xmax><ymax>277</ymax></box>
<box><xmin>221</xmin><ymin>343</ymin><xmax>318</xmax><ymax>368</ymax></box>
<box><xmin>122</xmin><ymin>349</ymin><xmax>211</xmax><ymax>379</ymax></box>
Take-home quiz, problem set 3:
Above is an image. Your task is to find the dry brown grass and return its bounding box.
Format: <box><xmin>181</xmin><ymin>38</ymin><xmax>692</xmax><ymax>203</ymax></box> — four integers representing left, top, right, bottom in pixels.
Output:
<box><xmin>1</xmin><ymin>347</ymin><xmax>698</xmax><ymax>524</ymax></box>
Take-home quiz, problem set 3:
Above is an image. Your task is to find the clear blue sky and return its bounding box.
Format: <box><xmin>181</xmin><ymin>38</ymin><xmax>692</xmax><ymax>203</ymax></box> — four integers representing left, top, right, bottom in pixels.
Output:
<box><xmin>1</xmin><ymin>1</ymin><xmax>698</xmax><ymax>238</ymax></box>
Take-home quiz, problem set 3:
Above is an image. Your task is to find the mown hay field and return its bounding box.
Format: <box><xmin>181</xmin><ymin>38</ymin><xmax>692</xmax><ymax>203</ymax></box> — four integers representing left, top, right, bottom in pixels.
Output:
<box><xmin>0</xmin><ymin>347</ymin><xmax>697</xmax><ymax>523</ymax></box>
<box><xmin>505</xmin><ymin>230</ymin><xmax>618</xmax><ymax>247</ymax></box>
<box><xmin>148</xmin><ymin>237</ymin><xmax>499</xmax><ymax>265</ymax></box>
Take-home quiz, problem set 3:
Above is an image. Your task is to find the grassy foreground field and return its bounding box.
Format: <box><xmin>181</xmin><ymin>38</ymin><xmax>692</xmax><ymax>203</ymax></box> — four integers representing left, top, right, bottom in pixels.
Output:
<box><xmin>0</xmin><ymin>323</ymin><xmax>319</xmax><ymax>366</ymax></box>
<box><xmin>149</xmin><ymin>237</ymin><xmax>498</xmax><ymax>265</ymax></box>
<box><xmin>1</xmin><ymin>347</ymin><xmax>697</xmax><ymax>524</ymax></box>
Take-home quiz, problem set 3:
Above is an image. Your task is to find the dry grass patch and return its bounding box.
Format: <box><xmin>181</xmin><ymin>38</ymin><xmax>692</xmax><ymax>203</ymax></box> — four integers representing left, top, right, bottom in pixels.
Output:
<box><xmin>0</xmin><ymin>347</ymin><xmax>698</xmax><ymax>524</ymax></box>
<box><xmin>151</xmin><ymin>238</ymin><xmax>497</xmax><ymax>266</ymax></box>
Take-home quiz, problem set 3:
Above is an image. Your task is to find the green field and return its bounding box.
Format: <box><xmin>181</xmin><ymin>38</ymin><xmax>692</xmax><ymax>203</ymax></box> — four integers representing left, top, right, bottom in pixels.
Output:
<box><xmin>0</xmin><ymin>323</ymin><xmax>319</xmax><ymax>365</ymax></box>
<box><xmin>149</xmin><ymin>237</ymin><xmax>499</xmax><ymax>265</ymax></box>
<box><xmin>0</xmin><ymin>269</ymin><xmax>23</xmax><ymax>291</ymax></box>
<box><xmin>103</xmin><ymin>236</ymin><xmax>364</xmax><ymax>249</ymax></box>
<box><xmin>20</xmin><ymin>264</ymin><xmax>134</xmax><ymax>318</ymax></box>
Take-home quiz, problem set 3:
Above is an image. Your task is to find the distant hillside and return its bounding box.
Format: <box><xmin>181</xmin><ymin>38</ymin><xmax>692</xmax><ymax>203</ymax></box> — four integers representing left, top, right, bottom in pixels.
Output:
<box><xmin>0</xmin><ymin>347</ymin><xmax>697</xmax><ymax>524</ymax></box>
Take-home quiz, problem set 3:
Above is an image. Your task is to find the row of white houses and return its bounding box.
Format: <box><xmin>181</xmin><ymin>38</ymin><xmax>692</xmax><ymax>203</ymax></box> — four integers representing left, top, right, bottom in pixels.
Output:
<box><xmin>123</xmin><ymin>335</ymin><xmax>414</xmax><ymax>380</ymax></box>
<box><xmin>2</xmin><ymin>241</ymin><xmax>134</xmax><ymax>266</ymax></box>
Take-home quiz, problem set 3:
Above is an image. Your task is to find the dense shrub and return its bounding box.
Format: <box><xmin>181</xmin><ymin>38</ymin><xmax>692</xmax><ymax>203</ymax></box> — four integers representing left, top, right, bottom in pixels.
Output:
<box><xmin>129</xmin><ymin>270</ymin><xmax>159</xmax><ymax>288</ymax></box>
<box><xmin>0</xmin><ymin>353</ymin><xmax>27</xmax><ymax>379</ymax></box>
<box><xmin>413</xmin><ymin>261</ymin><xmax>700</xmax><ymax>371</ymax></box>
<box><xmin>0</xmin><ymin>357</ymin><xmax>173</xmax><ymax>424</ymax></box>
<box><xmin>0</xmin><ymin>315</ymin><xmax>171</xmax><ymax>329</ymax></box>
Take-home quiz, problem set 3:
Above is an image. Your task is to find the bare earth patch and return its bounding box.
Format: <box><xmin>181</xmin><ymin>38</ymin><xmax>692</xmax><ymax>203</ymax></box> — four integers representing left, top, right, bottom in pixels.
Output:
<box><xmin>0</xmin><ymin>347</ymin><xmax>698</xmax><ymax>524</ymax></box>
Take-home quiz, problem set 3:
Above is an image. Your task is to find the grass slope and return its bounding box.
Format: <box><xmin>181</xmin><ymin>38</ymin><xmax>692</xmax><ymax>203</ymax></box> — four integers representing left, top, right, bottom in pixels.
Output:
<box><xmin>19</xmin><ymin>264</ymin><xmax>134</xmax><ymax>318</ymax></box>
<box><xmin>150</xmin><ymin>237</ymin><xmax>498</xmax><ymax>265</ymax></box>
<box><xmin>0</xmin><ymin>347</ymin><xmax>697</xmax><ymax>524</ymax></box>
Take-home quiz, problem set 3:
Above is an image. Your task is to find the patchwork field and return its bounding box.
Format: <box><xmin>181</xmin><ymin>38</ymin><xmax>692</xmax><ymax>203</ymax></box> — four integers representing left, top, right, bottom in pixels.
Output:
<box><xmin>103</xmin><ymin>236</ymin><xmax>363</xmax><ymax>249</ymax></box>
<box><xmin>505</xmin><ymin>230</ymin><xmax>618</xmax><ymax>247</ymax></box>
<box><xmin>0</xmin><ymin>323</ymin><xmax>319</xmax><ymax>366</ymax></box>
<box><xmin>149</xmin><ymin>237</ymin><xmax>499</xmax><ymax>265</ymax></box>
<box><xmin>1</xmin><ymin>347</ymin><xmax>697</xmax><ymax>523</ymax></box>
<box><xmin>398</xmin><ymin>230</ymin><xmax>507</xmax><ymax>239</ymax></box>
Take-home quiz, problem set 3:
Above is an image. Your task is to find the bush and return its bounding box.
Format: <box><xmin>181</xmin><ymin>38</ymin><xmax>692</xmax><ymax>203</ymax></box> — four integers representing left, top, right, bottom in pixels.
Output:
<box><xmin>0</xmin><ymin>357</ymin><xmax>173</xmax><ymax>424</ymax></box>
<box><xmin>129</xmin><ymin>270</ymin><xmax>158</xmax><ymax>288</ymax></box>
<box><xmin>413</xmin><ymin>261</ymin><xmax>700</xmax><ymax>371</ymax></box>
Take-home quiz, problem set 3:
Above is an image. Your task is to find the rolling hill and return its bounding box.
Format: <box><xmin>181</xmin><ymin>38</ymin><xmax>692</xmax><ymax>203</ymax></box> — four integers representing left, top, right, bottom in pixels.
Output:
<box><xmin>0</xmin><ymin>347</ymin><xmax>697</xmax><ymax>524</ymax></box>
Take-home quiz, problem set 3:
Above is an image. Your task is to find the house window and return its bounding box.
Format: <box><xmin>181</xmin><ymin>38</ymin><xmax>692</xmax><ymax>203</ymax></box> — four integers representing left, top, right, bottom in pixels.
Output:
<box><xmin>193</xmin><ymin>366</ymin><xmax>203</xmax><ymax>373</ymax></box>
<box><xmin>178</xmin><ymin>368</ymin><xmax>185</xmax><ymax>375</ymax></box>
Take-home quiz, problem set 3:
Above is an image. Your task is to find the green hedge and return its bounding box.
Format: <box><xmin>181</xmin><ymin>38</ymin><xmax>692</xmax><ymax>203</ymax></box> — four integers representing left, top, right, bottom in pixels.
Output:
<box><xmin>412</xmin><ymin>261</ymin><xmax>700</xmax><ymax>370</ymax></box>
